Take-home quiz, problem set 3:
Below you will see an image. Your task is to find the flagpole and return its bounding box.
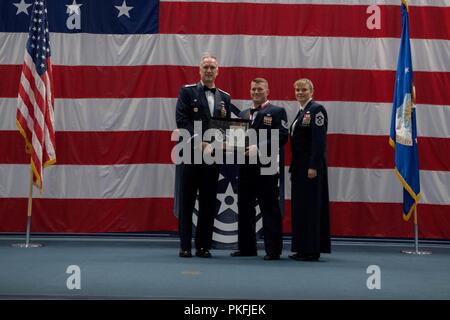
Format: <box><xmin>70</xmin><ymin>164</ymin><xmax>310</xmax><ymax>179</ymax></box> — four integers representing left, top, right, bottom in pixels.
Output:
<box><xmin>25</xmin><ymin>167</ymin><xmax>34</xmax><ymax>247</ymax></box>
<box><xmin>401</xmin><ymin>206</ymin><xmax>431</xmax><ymax>255</ymax></box>
<box><xmin>12</xmin><ymin>168</ymin><xmax>44</xmax><ymax>248</ymax></box>
<box><xmin>413</xmin><ymin>207</ymin><xmax>418</xmax><ymax>253</ymax></box>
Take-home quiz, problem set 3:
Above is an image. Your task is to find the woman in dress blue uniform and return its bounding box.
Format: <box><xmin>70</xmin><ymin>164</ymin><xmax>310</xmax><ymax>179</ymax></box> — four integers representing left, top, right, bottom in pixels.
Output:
<box><xmin>289</xmin><ymin>79</ymin><xmax>331</xmax><ymax>261</ymax></box>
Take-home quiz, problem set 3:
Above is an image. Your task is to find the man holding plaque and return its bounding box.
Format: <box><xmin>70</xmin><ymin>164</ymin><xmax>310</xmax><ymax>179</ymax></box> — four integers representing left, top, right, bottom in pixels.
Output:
<box><xmin>175</xmin><ymin>54</ymin><xmax>231</xmax><ymax>258</ymax></box>
<box><xmin>230</xmin><ymin>78</ymin><xmax>288</xmax><ymax>260</ymax></box>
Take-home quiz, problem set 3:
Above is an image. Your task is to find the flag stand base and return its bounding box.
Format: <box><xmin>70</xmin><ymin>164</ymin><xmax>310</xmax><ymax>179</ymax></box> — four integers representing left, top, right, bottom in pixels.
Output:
<box><xmin>400</xmin><ymin>212</ymin><xmax>431</xmax><ymax>255</ymax></box>
<box><xmin>11</xmin><ymin>243</ymin><xmax>44</xmax><ymax>248</ymax></box>
<box><xmin>401</xmin><ymin>249</ymin><xmax>431</xmax><ymax>255</ymax></box>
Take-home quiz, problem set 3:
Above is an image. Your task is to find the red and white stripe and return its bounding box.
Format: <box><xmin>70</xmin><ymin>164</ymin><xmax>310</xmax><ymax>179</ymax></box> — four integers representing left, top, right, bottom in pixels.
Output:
<box><xmin>16</xmin><ymin>51</ymin><xmax>56</xmax><ymax>190</ymax></box>
<box><xmin>0</xmin><ymin>1</ymin><xmax>449</xmax><ymax>238</ymax></box>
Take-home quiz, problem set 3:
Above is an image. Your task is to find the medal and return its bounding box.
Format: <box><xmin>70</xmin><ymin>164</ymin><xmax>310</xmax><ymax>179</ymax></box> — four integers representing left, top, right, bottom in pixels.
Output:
<box><xmin>302</xmin><ymin>112</ymin><xmax>311</xmax><ymax>125</ymax></box>
<box><xmin>220</xmin><ymin>102</ymin><xmax>227</xmax><ymax>117</ymax></box>
<box><xmin>263</xmin><ymin>115</ymin><xmax>272</xmax><ymax>126</ymax></box>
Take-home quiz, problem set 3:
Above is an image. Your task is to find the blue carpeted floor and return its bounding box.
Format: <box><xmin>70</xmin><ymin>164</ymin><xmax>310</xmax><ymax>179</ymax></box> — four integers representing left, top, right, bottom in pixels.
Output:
<box><xmin>0</xmin><ymin>236</ymin><xmax>449</xmax><ymax>299</ymax></box>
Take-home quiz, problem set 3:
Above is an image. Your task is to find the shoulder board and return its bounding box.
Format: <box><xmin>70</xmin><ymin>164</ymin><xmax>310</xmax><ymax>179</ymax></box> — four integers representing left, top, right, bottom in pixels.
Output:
<box><xmin>184</xmin><ymin>83</ymin><xmax>197</xmax><ymax>88</ymax></box>
<box><xmin>218</xmin><ymin>88</ymin><xmax>230</xmax><ymax>96</ymax></box>
<box><xmin>312</xmin><ymin>102</ymin><xmax>325</xmax><ymax>111</ymax></box>
<box><xmin>309</xmin><ymin>102</ymin><xmax>320</xmax><ymax>110</ymax></box>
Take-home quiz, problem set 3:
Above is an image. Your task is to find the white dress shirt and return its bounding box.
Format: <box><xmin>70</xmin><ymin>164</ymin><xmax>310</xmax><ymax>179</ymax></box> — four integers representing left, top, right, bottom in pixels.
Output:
<box><xmin>205</xmin><ymin>90</ymin><xmax>215</xmax><ymax>116</ymax></box>
<box><xmin>202</xmin><ymin>81</ymin><xmax>215</xmax><ymax>116</ymax></box>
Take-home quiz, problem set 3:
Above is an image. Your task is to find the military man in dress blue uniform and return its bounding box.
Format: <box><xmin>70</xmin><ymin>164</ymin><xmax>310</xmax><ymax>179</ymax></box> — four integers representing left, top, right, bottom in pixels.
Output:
<box><xmin>289</xmin><ymin>78</ymin><xmax>331</xmax><ymax>262</ymax></box>
<box><xmin>230</xmin><ymin>78</ymin><xmax>288</xmax><ymax>260</ymax></box>
<box><xmin>175</xmin><ymin>54</ymin><xmax>231</xmax><ymax>258</ymax></box>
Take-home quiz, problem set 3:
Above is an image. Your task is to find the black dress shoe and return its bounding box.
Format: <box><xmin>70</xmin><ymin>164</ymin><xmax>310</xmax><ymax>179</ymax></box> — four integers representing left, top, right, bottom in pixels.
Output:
<box><xmin>230</xmin><ymin>251</ymin><xmax>257</xmax><ymax>257</ymax></box>
<box><xmin>309</xmin><ymin>253</ymin><xmax>320</xmax><ymax>261</ymax></box>
<box><xmin>179</xmin><ymin>250</ymin><xmax>192</xmax><ymax>258</ymax></box>
<box><xmin>289</xmin><ymin>253</ymin><xmax>320</xmax><ymax>261</ymax></box>
<box><xmin>195</xmin><ymin>249</ymin><xmax>211</xmax><ymax>258</ymax></box>
<box><xmin>263</xmin><ymin>254</ymin><xmax>280</xmax><ymax>261</ymax></box>
<box><xmin>288</xmin><ymin>253</ymin><xmax>301</xmax><ymax>261</ymax></box>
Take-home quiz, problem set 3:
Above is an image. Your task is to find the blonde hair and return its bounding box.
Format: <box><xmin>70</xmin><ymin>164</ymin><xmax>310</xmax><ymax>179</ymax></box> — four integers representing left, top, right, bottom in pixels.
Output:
<box><xmin>294</xmin><ymin>78</ymin><xmax>314</xmax><ymax>91</ymax></box>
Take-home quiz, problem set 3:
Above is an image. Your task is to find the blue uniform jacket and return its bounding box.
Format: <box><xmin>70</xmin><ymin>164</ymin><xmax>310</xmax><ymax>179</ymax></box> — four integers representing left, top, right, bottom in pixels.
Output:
<box><xmin>289</xmin><ymin>100</ymin><xmax>328</xmax><ymax>171</ymax></box>
<box><xmin>176</xmin><ymin>82</ymin><xmax>231</xmax><ymax>136</ymax></box>
<box><xmin>239</xmin><ymin>103</ymin><xmax>289</xmax><ymax>155</ymax></box>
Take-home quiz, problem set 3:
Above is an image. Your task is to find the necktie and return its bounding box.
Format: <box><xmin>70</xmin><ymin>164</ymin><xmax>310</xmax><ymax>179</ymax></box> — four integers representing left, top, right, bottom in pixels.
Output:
<box><xmin>204</xmin><ymin>86</ymin><xmax>216</xmax><ymax>94</ymax></box>
<box><xmin>250</xmin><ymin>106</ymin><xmax>261</xmax><ymax>122</ymax></box>
<box><xmin>250</xmin><ymin>106</ymin><xmax>261</xmax><ymax>115</ymax></box>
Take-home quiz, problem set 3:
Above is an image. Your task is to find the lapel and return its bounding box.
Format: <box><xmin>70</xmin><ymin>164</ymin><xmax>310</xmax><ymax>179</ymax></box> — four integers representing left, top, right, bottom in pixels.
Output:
<box><xmin>197</xmin><ymin>82</ymin><xmax>211</xmax><ymax>120</ymax></box>
<box><xmin>290</xmin><ymin>100</ymin><xmax>313</xmax><ymax>134</ymax></box>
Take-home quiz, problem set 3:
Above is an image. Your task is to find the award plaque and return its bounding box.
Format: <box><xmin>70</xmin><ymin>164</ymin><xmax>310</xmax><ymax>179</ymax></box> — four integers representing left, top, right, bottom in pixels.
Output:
<box><xmin>209</xmin><ymin>117</ymin><xmax>251</xmax><ymax>149</ymax></box>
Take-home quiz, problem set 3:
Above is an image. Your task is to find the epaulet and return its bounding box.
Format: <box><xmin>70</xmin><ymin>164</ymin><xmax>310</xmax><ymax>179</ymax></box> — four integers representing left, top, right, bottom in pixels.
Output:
<box><xmin>184</xmin><ymin>83</ymin><xmax>197</xmax><ymax>87</ymax></box>
<box><xmin>218</xmin><ymin>88</ymin><xmax>230</xmax><ymax>96</ymax></box>
<box><xmin>311</xmin><ymin>103</ymin><xmax>324</xmax><ymax>112</ymax></box>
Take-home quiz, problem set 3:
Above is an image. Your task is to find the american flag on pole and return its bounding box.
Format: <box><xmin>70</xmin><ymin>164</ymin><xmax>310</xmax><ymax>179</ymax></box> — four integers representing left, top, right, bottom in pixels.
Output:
<box><xmin>16</xmin><ymin>0</ymin><xmax>56</xmax><ymax>191</ymax></box>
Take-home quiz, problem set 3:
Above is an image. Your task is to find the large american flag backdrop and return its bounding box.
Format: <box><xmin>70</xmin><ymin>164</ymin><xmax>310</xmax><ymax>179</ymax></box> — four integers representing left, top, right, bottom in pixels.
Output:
<box><xmin>0</xmin><ymin>0</ymin><xmax>449</xmax><ymax>239</ymax></box>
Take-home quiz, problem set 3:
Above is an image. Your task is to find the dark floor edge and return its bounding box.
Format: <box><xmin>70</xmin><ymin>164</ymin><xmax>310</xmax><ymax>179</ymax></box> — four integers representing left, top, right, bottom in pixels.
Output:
<box><xmin>0</xmin><ymin>232</ymin><xmax>448</xmax><ymax>244</ymax></box>
<box><xmin>1</xmin><ymin>235</ymin><xmax>450</xmax><ymax>249</ymax></box>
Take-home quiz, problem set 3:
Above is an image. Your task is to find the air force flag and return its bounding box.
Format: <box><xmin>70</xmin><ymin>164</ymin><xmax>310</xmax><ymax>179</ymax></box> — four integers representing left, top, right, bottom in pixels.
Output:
<box><xmin>389</xmin><ymin>0</ymin><xmax>421</xmax><ymax>221</ymax></box>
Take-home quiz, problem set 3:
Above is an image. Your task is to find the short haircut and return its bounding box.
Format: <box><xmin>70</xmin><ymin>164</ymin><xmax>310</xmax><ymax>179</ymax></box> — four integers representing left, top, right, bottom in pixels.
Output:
<box><xmin>251</xmin><ymin>77</ymin><xmax>269</xmax><ymax>87</ymax></box>
<box><xmin>294</xmin><ymin>78</ymin><xmax>314</xmax><ymax>91</ymax></box>
<box><xmin>200</xmin><ymin>53</ymin><xmax>219</xmax><ymax>66</ymax></box>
